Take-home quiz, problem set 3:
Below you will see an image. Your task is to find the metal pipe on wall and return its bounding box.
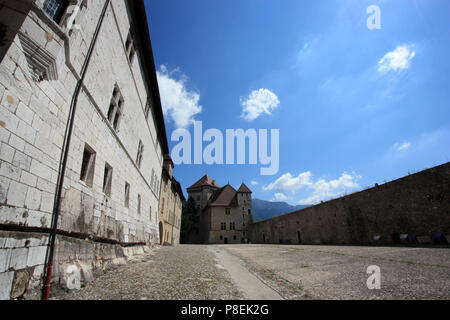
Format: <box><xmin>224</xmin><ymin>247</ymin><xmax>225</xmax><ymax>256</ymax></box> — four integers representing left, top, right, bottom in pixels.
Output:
<box><xmin>41</xmin><ymin>0</ymin><xmax>111</xmax><ymax>300</ymax></box>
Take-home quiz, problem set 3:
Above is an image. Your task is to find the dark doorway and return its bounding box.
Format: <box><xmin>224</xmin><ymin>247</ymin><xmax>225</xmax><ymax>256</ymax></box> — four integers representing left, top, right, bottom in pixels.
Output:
<box><xmin>224</xmin><ymin>237</ymin><xmax>228</xmax><ymax>244</ymax></box>
<box><xmin>391</xmin><ymin>233</ymin><xmax>400</xmax><ymax>244</ymax></box>
<box><xmin>297</xmin><ymin>231</ymin><xmax>302</xmax><ymax>244</ymax></box>
<box><xmin>263</xmin><ymin>234</ymin><xmax>266</xmax><ymax>243</ymax></box>
<box><xmin>159</xmin><ymin>222</ymin><xmax>164</xmax><ymax>245</ymax></box>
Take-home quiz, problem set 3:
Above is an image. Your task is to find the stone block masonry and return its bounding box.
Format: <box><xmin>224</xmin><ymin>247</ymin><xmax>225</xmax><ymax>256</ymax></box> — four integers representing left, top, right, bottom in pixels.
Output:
<box><xmin>0</xmin><ymin>230</ymin><xmax>155</xmax><ymax>299</ymax></box>
<box><xmin>249</xmin><ymin>162</ymin><xmax>450</xmax><ymax>245</ymax></box>
<box><xmin>0</xmin><ymin>0</ymin><xmax>168</xmax><ymax>299</ymax></box>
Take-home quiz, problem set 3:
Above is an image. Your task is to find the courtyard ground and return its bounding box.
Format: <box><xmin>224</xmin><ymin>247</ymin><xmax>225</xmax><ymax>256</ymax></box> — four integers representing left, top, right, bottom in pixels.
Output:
<box><xmin>53</xmin><ymin>244</ymin><xmax>449</xmax><ymax>300</ymax></box>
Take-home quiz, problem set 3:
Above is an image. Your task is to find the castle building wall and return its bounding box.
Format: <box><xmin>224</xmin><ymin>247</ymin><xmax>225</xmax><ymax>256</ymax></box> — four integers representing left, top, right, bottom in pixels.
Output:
<box><xmin>204</xmin><ymin>200</ymin><xmax>252</xmax><ymax>244</ymax></box>
<box><xmin>187</xmin><ymin>185</ymin><xmax>218</xmax><ymax>243</ymax></box>
<box><xmin>249</xmin><ymin>162</ymin><xmax>450</xmax><ymax>245</ymax></box>
<box><xmin>0</xmin><ymin>0</ymin><xmax>165</xmax><ymax>299</ymax></box>
<box><xmin>158</xmin><ymin>170</ymin><xmax>183</xmax><ymax>245</ymax></box>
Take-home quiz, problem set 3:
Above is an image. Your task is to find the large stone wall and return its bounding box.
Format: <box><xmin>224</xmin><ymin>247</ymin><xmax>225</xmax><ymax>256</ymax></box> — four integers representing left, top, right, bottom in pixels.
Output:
<box><xmin>0</xmin><ymin>0</ymin><xmax>164</xmax><ymax>299</ymax></box>
<box><xmin>249</xmin><ymin>162</ymin><xmax>450</xmax><ymax>245</ymax></box>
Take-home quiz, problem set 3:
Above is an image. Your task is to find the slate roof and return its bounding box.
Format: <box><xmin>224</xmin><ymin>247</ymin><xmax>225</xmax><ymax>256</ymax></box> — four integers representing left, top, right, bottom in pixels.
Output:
<box><xmin>208</xmin><ymin>184</ymin><xmax>238</xmax><ymax>207</ymax></box>
<box><xmin>187</xmin><ymin>174</ymin><xmax>220</xmax><ymax>190</ymax></box>
<box><xmin>237</xmin><ymin>183</ymin><xmax>252</xmax><ymax>193</ymax></box>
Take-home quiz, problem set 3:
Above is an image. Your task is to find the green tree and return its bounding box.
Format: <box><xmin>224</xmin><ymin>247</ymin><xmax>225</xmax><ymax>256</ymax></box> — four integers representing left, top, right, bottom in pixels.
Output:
<box><xmin>180</xmin><ymin>197</ymin><xmax>199</xmax><ymax>243</ymax></box>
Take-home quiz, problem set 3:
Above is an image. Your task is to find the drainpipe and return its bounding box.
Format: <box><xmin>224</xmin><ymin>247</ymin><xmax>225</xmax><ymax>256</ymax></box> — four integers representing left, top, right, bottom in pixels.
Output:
<box><xmin>42</xmin><ymin>0</ymin><xmax>110</xmax><ymax>300</ymax></box>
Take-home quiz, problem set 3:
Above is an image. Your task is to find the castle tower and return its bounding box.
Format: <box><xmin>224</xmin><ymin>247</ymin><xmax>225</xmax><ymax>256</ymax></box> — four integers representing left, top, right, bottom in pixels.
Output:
<box><xmin>237</xmin><ymin>183</ymin><xmax>253</xmax><ymax>241</ymax></box>
<box><xmin>186</xmin><ymin>175</ymin><xmax>220</xmax><ymax>243</ymax></box>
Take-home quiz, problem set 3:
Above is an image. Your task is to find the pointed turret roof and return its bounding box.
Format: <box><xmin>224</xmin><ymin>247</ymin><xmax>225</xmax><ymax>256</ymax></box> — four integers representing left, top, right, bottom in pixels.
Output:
<box><xmin>237</xmin><ymin>183</ymin><xmax>252</xmax><ymax>193</ymax></box>
<box><xmin>187</xmin><ymin>174</ymin><xmax>220</xmax><ymax>190</ymax></box>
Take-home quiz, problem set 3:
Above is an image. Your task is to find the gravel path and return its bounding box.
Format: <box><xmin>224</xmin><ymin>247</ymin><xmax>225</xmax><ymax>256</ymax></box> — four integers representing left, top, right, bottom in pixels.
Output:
<box><xmin>54</xmin><ymin>245</ymin><xmax>244</xmax><ymax>300</ymax></box>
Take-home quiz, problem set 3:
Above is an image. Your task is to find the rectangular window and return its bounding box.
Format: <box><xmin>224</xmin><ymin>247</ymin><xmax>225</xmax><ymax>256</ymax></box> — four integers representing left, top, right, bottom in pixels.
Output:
<box><xmin>225</xmin><ymin>208</ymin><xmax>231</xmax><ymax>215</ymax></box>
<box><xmin>125</xmin><ymin>29</ymin><xmax>136</xmax><ymax>64</ymax></box>
<box><xmin>161</xmin><ymin>197</ymin><xmax>165</xmax><ymax>212</ymax></box>
<box><xmin>230</xmin><ymin>222</ymin><xmax>235</xmax><ymax>230</ymax></box>
<box><xmin>220</xmin><ymin>222</ymin><xmax>226</xmax><ymax>230</ymax></box>
<box><xmin>124</xmin><ymin>182</ymin><xmax>130</xmax><ymax>208</ymax></box>
<box><xmin>137</xmin><ymin>194</ymin><xmax>141</xmax><ymax>214</ymax></box>
<box><xmin>144</xmin><ymin>98</ymin><xmax>152</xmax><ymax>120</ymax></box>
<box><xmin>107</xmin><ymin>85</ymin><xmax>124</xmax><ymax>131</ymax></box>
<box><xmin>151</xmin><ymin>169</ymin><xmax>155</xmax><ymax>191</ymax></box>
<box><xmin>43</xmin><ymin>0</ymin><xmax>68</xmax><ymax>23</ymax></box>
<box><xmin>79</xmin><ymin>144</ymin><xmax>95</xmax><ymax>187</ymax></box>
<box><xmin>136</xmin><ymin>140</ymin><xmax>144</xmax><ymax>168</ymax></box>
<box><xmin>103</xmin><ymin>162</ymin><xmax>113</xmax><ymax>197</ymax></box>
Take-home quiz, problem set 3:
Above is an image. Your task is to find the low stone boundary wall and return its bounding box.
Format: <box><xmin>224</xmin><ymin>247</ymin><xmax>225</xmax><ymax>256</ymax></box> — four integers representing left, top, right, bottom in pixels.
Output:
<box><xmin>249</xmin><ymin>162</ymin><xmax>450</xmax><ymax>245</ymax></box>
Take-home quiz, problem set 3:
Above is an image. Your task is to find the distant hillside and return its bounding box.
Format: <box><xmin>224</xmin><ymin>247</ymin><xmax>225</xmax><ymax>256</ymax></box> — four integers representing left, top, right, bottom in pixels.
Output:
<box><xmin>252</xmin><ymin>198</ymin><xmax>310</xmax><ymax>222</ymax></box>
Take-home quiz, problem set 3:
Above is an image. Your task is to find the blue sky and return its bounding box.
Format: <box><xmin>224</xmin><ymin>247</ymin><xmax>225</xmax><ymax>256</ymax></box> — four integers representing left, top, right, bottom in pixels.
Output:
<box><xmin>146</xmin><ymin>0</ymin><xmax>450</xmax><ymax>205</ymax></box>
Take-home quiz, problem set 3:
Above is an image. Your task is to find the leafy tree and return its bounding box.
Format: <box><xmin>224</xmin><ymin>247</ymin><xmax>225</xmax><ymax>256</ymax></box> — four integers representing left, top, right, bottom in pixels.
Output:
<box><xmin>180</xmin><ymin>197</ymin><xmax>199</xmax><ymax>243</ymax></box>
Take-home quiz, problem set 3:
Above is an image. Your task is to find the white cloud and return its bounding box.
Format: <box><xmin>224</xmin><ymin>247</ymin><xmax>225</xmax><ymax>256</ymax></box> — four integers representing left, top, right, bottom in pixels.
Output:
<box><xmin>273</xmin><ymin>193</ymin><xmax>289</xmax><ymax>202</ymax></box>
<box><xmin>240</xmin><ymin>88</ymin><xmax>280</xmax><ymax>121</ymax></box>
<box><xmin>262</xmin><ymin>172</ymin><xmax>313</xmax><ymax>194</ymax></box>
<box><xmin>250</xmin><ymin>180</ymin><xmax>259</xmax><ymax>185</ymax></box>
<box><xmin>310</xmin><ymin>173</ymin><xmax>360</xmax><ymax>200</ymax></box>
<box><xmin>298</xmin><ymin>195</ymin><xmax>321</xmax><ymax>205</ymax></box>
<box><xmin>264</xmin><ymin>171</ymin><xmax>361</xmax><ymax>205</ymax></box>
<box><xmin>378</xmin><ymin>45</ymin><xmax>416</xmax><ymax>73</ymax></box>
<box><xmin>156</xmin><ymin>65</ymin><xmax>202</xmax><ymax>128</ymax></box>
<box><xmin>393</xmin><ymin>142</ymin><xmax>411</xmax><ymax>151</ymax></box>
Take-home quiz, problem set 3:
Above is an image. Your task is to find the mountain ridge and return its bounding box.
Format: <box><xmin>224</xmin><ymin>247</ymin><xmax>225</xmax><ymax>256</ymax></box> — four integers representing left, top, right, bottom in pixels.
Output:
<box><xmin>251</xmin><ymin>198</ymin><xmax>310</xmax><ymax>222</ymax></box>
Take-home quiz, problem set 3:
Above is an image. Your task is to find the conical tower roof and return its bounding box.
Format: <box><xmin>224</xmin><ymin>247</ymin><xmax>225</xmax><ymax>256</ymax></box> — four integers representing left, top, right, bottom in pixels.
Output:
<box><xmin>237</xmin><ymin>183</ymin><xmax>252</xmax><ymax>193</ymax></box>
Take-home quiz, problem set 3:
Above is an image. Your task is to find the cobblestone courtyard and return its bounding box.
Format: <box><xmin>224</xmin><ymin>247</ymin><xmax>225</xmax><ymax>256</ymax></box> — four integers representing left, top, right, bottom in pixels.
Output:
<box><xmin>54</xmin><ymin>244</ymin><xmax>449</xmax><ymax>300</ymax></box>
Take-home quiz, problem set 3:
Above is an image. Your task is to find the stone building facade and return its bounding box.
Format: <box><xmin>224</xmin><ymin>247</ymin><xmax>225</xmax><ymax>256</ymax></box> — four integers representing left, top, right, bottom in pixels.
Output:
<box><xmin>186</xmin><ymin>175</ymin><xmax>220</xmax><ymax>243</ymax></box>
<box><xmin>187</xmin><ymin>175</ymin><xmax>253</xmax><ymax>244</ymax></box>
<box><xmin>249</xmin><ymin>162</ymin><xmax>450</xmax><ymax>245</ymax></box>
<box><xmin>0</xmin><ymin>0</ymin><xmax>168</xmax><ymax>299</ymax></box>
<box><xmin>158</xmin><ymin>155</ymin><xmax>185</xmax><ymax>245</ymax></box>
